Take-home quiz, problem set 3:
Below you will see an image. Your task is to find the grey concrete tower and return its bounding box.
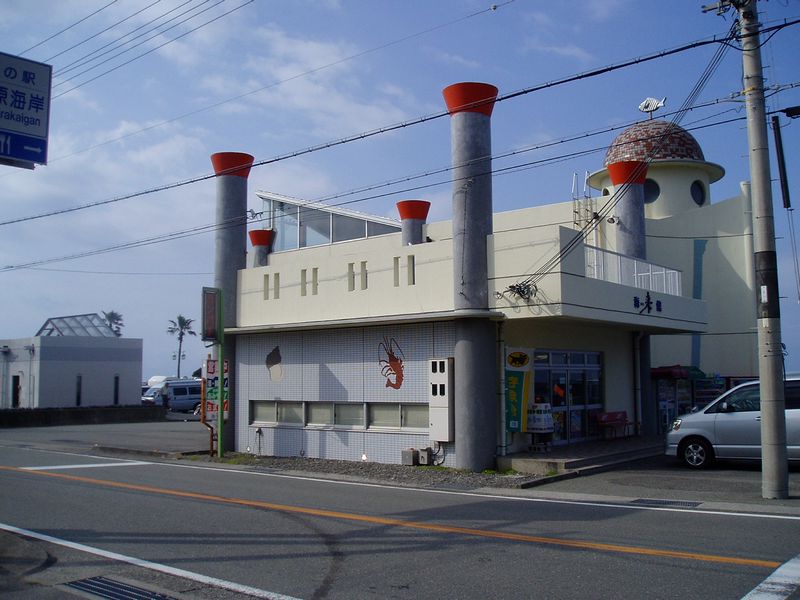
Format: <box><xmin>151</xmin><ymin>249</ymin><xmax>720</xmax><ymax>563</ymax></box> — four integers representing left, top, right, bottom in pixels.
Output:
<box><xmin>443</xmin><ymin>82</ymin><xmax>499</xmax><ymax>472</ymax></box>
<box><xmin>210</xmin><ymin>151</ymin><xmax>254</xmax><ymax>451</ymax></box>
<box><xmin>608</xmin><ymin>160</ymin><xmax>648</xmax><ymax>260</ymax></box>
<box><xmin>396</xmin><ymin>200</ymin><xmax>430</xmax><ymax>245</ymax></box>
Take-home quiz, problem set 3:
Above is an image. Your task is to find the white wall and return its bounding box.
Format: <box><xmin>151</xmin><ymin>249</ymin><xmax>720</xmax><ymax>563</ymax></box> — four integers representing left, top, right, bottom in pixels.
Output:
<box><xmin>0</xmin><ymin>336</ymin><xmax>143</xmax><ymax>408</ymax></box>
<box><xmin>647</xmin><ymin>191</ymin><xmax>757</xmax><ymax>376</ymax></box>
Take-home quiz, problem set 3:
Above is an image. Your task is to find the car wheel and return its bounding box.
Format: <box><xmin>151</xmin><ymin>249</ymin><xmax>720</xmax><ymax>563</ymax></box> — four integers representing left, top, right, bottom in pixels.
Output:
<box><xmin>680</xmin><ymin>438</ymin><xmax>713</xmax><ymax>469</ymax></box>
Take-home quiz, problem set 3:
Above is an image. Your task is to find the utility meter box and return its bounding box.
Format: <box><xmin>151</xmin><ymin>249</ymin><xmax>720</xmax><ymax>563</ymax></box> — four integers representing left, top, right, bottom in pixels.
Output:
<box><xmin>418</xmin><ymin>447</ymin><xmax>433</xmax><ymax>465</ymax></box>
<box><xmin>429</xmin><ymin>358</ymin><xmax>454</xmax><ymax>442</ymax></box>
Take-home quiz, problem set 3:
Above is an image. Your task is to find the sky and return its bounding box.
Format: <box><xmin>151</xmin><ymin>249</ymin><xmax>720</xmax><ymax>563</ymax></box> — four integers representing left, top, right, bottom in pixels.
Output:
<box><xmin>0</xmin><ymin>0</ymin><xmax>799</xmax><ymax>380</ymax></box>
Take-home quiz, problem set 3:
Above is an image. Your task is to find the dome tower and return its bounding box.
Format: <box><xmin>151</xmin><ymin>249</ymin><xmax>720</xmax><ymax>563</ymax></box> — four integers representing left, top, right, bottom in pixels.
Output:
<box><xmin>587</xmin><ymin>120</ymin><xmax>724</xmax><ymax>219</ymax></box>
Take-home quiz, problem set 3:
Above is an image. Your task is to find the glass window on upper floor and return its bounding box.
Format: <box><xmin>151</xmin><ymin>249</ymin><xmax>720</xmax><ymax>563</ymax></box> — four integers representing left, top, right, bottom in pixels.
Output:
<box><xmin>299</xmin><ymin>207</ymin><xmax>331</xmax><ymax>248</ymax></box>
<box><xmin>333</xmin><ymin>213</ymin><xmax>366</xmax><ymax>242</ymax></box>
<box><xmin>273</xmin><ymin>201</ymin><xmax>298</xmax><ymax>252</ymax></box>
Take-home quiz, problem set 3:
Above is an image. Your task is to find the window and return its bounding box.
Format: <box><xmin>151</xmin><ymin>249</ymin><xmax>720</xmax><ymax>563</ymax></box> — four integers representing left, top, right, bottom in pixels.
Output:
<box><xmin>173</xmin><ymin>387</ymin><xmax>187</xmax><ymax>396</ymax></box>
<box><xmin>367</xmin><ymin>221</ymin><xmax>400</xmax><ymax>237</ymax></box>
<box><xmin>369</xmin><ymin>404</ymin><xmax>399</xmax><ymax>428</ymax></box>
<box><xmin>401</xmin><ymin>404</ymin><xmax>428</xmax><ymax>428</ymax></box>
<box><xmin>723</xmin><ymin>386</ymin><xmax>761</xmax><ymax>412</ymax></box>
<box><xmin>360</xmin><ymin>261</ymin><xmax>368</xmax><ymax>290</ymax></box>
<box><xmin>299</xmin><ymin>207</ymin><xmax>331</xmax><ymax>248</ymax></box>
<box><xmin>393</xmin><ymin>257</ymin><xmax>401</xmax><ymax>287</ymax></box>
<box><xmin>335</xmin><ymin>403</ymin><xmax>363</xmax><ymax>426</ymax></box>
<box><xmin>691</xmin><ymin>180</ymin><xmax>706</xmax><ymax>206</ymax></box>
<box><xmin>407</xmin><ymin>255</ymin><xmax>416</xmax><ymax>285</ymax></box>
<box><xmin>251</xmin><ymin>400</ymin><xmax>276</xmax><ymax>423</ymax></box>
<box><xmin>332</xmin><ymin>214</ymin><xmax>366</xmax><ymax>242</ymax></box>
<box><xmin>786</xmin><ymin>382</ymin><xmax>800</xmax><ymax>410</ymax></box>
<box><xmin>278</xmin><ymin>402</ymin><xmax>304</xmax><ymax>423</ymax></box>
<box><xmin>301</xmin><ymin>269</ymin><xmax>308</xmax><ymax>297</ymax></box>
<box><xmin>644</xmin><ymin>179</ymin><xmax>660</xmax><ymax>203</ymax></box>
<box><xmin>308</xmin><ymin>403</ymin><xmax>333</xmax><ymax>425</ymax></box>
<box><xmin>347</xmin><ymin>263</ymin><xmax>356</xmax><ymax>292</ymax></box>
<box><xmin>274</xmin><ymin>202</ymin><xmax>298</xmax><ymax>251</ymax></box>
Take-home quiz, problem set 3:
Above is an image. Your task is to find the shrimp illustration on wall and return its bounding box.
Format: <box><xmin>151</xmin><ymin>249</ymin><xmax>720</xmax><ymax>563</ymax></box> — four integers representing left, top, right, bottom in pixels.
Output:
<box><xmin>379</xmin><ymin>337</ymin><xmax>405</xmax><ymax>389</ymax></box>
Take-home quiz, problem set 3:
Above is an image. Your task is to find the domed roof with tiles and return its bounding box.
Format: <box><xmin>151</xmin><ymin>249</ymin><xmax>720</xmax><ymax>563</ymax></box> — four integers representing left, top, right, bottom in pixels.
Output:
<box><xmin>604</xmin><ymin>120</ymin><xmax>705</xmax><ymax>165</ymax></box>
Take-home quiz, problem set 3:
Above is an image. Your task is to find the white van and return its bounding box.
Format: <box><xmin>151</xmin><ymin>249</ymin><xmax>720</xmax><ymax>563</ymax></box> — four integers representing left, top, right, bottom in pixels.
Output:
<box><xmin>666</xmin><ymin>376</ymin><xmax>800</xmax><ymax>468</ymax></box>
<box><xmin>141</xmin><ymin>379</ymin><xmax>202</xmax><ymax>412</ymax></box>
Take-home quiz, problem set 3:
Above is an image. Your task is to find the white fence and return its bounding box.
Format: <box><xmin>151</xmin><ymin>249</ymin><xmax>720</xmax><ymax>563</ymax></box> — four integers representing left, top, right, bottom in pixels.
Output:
<box><xmin>585</xmin><ymin>246</ymin><xmax>682</xmax><ymax>296</ymax></box>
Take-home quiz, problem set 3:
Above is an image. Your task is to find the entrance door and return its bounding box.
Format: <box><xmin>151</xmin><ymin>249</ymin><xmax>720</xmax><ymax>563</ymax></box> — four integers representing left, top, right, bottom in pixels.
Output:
<box><xmin>12</xmin><ymin>375</ymin><xmax>20</xmax><ymax>408</ymax></box>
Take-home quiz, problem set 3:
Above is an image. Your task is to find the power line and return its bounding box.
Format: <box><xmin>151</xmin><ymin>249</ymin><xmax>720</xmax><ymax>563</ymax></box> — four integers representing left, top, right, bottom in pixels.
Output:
<box><xmin>0</xmin><ymin>113</ymin><xmax>750</xmax><ymax>274</ymax></box>
<box><xmin>52</xmin><ymin>0</ymin><xmax>203</xmax><ymax>76</ymax></box>
<box><xmin>53</xmin><ymin>0</ymin><xmax>253</xmax><ymax>98</ymax></box>
<box><xmin>19</xmin><ymin>0</ymin><xmax>120</xmax><ymax>56</ymax></box>
<box><xmin>43</xmin><ymin>0</ymin><xmax>165</xmax><ymax>64</ymax></box>
<box><xmin>41</xmin><ymin>1</ymin><xmax>512</xmax><ymax>166</ymax></box>
<box><xmin>3</xmin><ymin>21</ymin><xmax>778</xmax><ymax>229</ymax></box>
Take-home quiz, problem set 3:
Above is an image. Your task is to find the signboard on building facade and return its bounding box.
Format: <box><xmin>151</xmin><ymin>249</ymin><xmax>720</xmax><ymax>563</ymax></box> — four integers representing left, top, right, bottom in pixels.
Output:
<box><xmin>0</xmin><ymin>52</ymin><xmax>51</xmax><ymax>167</ymax></box>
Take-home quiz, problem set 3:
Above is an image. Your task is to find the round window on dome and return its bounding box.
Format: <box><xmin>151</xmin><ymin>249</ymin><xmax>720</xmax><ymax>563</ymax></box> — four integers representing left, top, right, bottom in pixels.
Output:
<box><xmin>691</xmin><ymin>180</ymin><xmax>706</xmax><ymax>206</ymax></box>
<box><xmin>644</xmin><ymin>179</ymin><xmax>660</xmax><ymax>204</ymax></box>
<box><xmin>602</xmin><ymin>188</ymin><xmax>610</xmax><ymax>196</ymax></box>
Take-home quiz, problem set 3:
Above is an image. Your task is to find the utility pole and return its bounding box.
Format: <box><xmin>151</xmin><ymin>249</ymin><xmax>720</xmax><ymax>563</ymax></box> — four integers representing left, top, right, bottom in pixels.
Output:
<box><xmin>706</xmin><ymin>0</ymin><xmax>789</xmax><ymax>498</ymax></box>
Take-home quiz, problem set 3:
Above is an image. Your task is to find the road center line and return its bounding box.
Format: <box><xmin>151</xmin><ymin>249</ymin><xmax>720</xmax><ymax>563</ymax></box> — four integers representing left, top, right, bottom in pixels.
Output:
<box><xmin>0</xmin><ymin>465</ymin><xmax>781</xmax><ymax>570</ymax></box>
<box><xmin>22</xmin><ymin>461</ymin><xmax>151</xmax><ymax>471</ymax></box>
<box><xmin>0</xmin><ymin>522</ymin><xmax>301</xmax><ymax>600</ymax></box>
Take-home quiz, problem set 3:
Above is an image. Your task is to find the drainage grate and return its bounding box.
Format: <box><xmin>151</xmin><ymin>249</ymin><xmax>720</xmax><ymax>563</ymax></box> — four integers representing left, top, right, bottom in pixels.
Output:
<box><xmin>64</xmin><ymin>576</ymin><xmax>178</xmax><ymax>599</ymax></box>
<box><xmin>630</xmin><ymin>498</ymin><xmax>702</xmax><ymax>508</ymax></box>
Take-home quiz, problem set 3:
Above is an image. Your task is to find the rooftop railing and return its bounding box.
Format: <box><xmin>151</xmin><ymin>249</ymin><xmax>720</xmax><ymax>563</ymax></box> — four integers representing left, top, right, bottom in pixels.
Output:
<box><xmin>585</xmin><ymin>245</ymin><xmax>682</xmax><ymax>296</ymax></box>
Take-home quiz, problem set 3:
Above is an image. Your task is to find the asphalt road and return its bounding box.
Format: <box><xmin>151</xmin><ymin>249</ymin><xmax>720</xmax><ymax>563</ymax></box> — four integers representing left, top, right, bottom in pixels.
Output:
<box><xmin>1</xmin><ymin>424</ymin><xmax>800</xmax><ymax>599</ymax></box>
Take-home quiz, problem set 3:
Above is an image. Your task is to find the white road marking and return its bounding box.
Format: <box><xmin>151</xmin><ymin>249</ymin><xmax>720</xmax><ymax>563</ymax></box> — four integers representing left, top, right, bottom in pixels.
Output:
<box><xmin>23</xmin><ymin>461</ymin><xmax>151</xmax><ymax>471</ymax></box>
<box><xmin>0</xmin><ymin>522</ymin><xmax>303</xmax><ymax>600</ymax></box>
<box><xmin>742</xmin><ymin>554</ymin><xmax>800</xmax><ymax>599</ymax></box>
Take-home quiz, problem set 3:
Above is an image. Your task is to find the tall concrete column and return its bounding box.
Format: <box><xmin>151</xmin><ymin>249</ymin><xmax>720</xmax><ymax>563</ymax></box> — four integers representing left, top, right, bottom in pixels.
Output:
<box><xmin>608</xmin><ymin>160</ymin><xmax>647</xmax><ymax>260</ymax></box>
<box><xmin>396</xmin><ymin>200</ymin><xmax>430</xmax><ymax>246</ymax></box>
<box><xmin>443</xmin><ymin>82</ymin><xmax>499</xmax><ymax>472</ymax></box>
<box><xmin>210</xmin><ymin>151</ymin><xmax>254</xmax><ymax>451</ymax></box>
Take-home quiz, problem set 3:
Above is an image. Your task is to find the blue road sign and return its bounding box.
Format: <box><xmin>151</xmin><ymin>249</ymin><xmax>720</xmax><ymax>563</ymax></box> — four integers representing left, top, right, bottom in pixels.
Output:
<box><xmin>0</xmin><ymin>52</ymin><xmax>52</xmax><ymax>167</ymax></box>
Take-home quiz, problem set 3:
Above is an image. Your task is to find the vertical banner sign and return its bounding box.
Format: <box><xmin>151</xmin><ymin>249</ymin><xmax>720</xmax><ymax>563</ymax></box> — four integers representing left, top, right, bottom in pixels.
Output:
<box><xmin>201</xmin><ymin>287</ymin><xmax>222</xmax><ymax>343</ymax></box>
<box><xmin>203</xmin><ymin>358</ymin><xmax>229</xmax><ymax>422</ymax></box>
<box><xmin>505</xmin><ymin>348</ymin><xmax>532</xmax><ymax>433</ymax></box>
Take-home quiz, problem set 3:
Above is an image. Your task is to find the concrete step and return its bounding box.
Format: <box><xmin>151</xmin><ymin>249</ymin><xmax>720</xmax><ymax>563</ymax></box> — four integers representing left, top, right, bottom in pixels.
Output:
<box><xmin>497</xmin><ymin>442</ymin><xmax>663</xmax><ymax>476</ymax></box>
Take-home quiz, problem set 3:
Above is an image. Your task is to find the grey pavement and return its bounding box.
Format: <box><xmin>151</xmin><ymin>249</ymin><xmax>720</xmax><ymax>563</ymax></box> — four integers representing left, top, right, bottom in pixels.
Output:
<box><xmin>2</xmin><ymin>420</ymin><xmax>800</xmax><ymax>599</ymax></box>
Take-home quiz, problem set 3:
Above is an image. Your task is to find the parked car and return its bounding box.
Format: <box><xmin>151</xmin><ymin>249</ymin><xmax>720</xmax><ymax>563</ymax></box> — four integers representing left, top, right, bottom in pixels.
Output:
<box><xmin>141</xmin><ymin>379</ymin><xmax>202</xmax><ymax>412</ymax></box>
<box><xmin>666</xmin><ymin>376</ymin><xmax>800</xmax><ymax>468</ymax></box>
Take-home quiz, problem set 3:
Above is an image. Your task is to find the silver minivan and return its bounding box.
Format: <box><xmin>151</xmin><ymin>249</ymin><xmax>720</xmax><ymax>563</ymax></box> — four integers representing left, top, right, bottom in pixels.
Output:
<box><xmin>666</xmin><ymin>377</ymin><xmax>800</xmax><ymax>468</ymax></box>
<box><xmin>141</xmin><ymin>379</ymin><xmax>202</xmax><ymax>412</ymax></box>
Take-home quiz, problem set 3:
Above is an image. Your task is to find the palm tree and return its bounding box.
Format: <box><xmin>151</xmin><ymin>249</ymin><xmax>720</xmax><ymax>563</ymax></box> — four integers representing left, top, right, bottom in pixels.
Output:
<box><xmin>102</xmin><ymin>310</ymin><xmax>124</xmax><ymax>337</ymax></box>
<box><xmin>167</xmin><ymin>315</ymin><xmax>196</xmax><ymax>378</ymax></box>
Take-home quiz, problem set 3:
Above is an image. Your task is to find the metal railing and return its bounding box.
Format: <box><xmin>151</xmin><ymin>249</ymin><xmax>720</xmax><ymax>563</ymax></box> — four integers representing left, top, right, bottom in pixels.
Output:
<box><xmin>585</xmin><ymin>245</ymin><xmax>682</xmax><ymax>296</ymax></box>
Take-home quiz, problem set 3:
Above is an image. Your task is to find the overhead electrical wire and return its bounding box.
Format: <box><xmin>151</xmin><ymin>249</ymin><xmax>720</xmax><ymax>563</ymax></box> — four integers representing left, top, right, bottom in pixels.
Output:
<box><xmin>53</xmin><ymin>0</ymin><xmax>254</xmax><ymax>98</ymax></box>
<box><xmin>18</xmin><ymin>0</ymin><xmax>120</xmax><ymax>56</ymax></box>
<box><xmin>2</xmin><ymin>18</ymin><xmax>797</xmax><ymax>273</ymax></box>
<box><xmin>505</xmin><ymin>19</ymin><xmax>739</xmax><ymax>296</ymax></box>
<box><xmin>52</xmin><ymin>0</ymin><xmax>204</xmax><ymax>76</ymax></box>
<box><xmin>43</xmin><ymin>0</ymin><xmax>164</xmax><ymax>64</ymax></box>
<box><xmin>6</xmin><ymin>19</ymin><xmax>791</xmax><ymax>230</ymax></box>
<box><xmin>40</xmin><ymin>1</ymin><xmax>514</xmax><ymax>165</ymax></box>
<box><xmin>0</xmin><ymin>112</ymin><xmax>749</xmax><ymax>274</ymax></box>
